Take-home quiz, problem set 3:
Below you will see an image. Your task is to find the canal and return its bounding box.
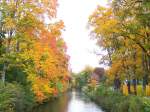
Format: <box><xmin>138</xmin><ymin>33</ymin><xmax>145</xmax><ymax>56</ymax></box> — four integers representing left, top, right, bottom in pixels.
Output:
<box><xmin>33</xmin><ymin>90</ymin><xmax>104</xmax><ymax>112</ymax></box>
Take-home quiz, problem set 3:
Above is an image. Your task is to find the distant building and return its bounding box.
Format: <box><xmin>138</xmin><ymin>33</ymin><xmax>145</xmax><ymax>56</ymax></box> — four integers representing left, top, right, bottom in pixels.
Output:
<box><xmin>91</xmin><ymin>67</ymin><xmax>105</xmax><ymax>82</ymax></box>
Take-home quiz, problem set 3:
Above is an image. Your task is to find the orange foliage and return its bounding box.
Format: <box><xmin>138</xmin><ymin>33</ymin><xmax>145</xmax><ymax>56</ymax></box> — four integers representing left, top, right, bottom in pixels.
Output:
<box><xmin>0</xmin><ymin>0</ymin><xmax>69</xmax><ymax>103</ymax></box>
<box><xmin>26</xmin><ymin>24</ymin><xmax>69</xmax><ymax>102</ymax></box>
<box><xmin>19</xmin><ymin>1</ymin><xmax>69</xmax><ymax>103</ymax></box>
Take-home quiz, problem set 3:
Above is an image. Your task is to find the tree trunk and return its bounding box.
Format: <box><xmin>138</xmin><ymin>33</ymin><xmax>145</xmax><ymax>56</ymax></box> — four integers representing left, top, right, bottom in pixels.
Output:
<box><xmin>107</xmin><ymin>48</ymin><xmax>112</xmax><ymax>66</ymax></box>
<box><xmin>1</xmin><ymin>63</ymin><xmax>6</xmax><ymax>84</ymax></box>
<box><xmin>142</xmin><ymin>51</ymin><xmax>149</xmax><ymax>88</ymax></box>
<box><xmin>1</xmin><ymin>31</ymin><xmax>12</xmax><ymax>84</ymax></box>
<box><xmin>16</xmin><ymin>40</ymin><xmax>20</xmax><ymax>52</ymax></box>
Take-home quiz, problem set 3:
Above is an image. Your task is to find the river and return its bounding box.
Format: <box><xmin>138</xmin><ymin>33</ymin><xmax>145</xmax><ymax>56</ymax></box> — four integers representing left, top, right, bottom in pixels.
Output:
<box><xmin>32</xmin><ymin>90</ymin><xmax>104</xmax><ymax>112</ymax></box>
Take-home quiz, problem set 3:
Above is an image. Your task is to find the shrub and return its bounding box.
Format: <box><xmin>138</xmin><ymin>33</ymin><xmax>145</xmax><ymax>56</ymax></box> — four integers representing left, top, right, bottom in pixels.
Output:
<box><xmin>83</xmin><ymin>83</ymin><xmax>150</xmax><ymax>112</ymax></box>
<box><xmin>128</xmin><ymin>96</ymin><xmax>143</xmax><ymax>112</ymax></box>
<box><xmin>0</xmin><ymin>81</ymin><xmax>35</xmax><ymax>112</ymax></box>
<box><xmin>142</xmin><ymin>97</ymin><xmax>150</xmax><ymax>112</ymax></box>
<box><xmin>137</xmin><ymin>85</ymin><xmax>143</xmax><ymax>96</ymax></box>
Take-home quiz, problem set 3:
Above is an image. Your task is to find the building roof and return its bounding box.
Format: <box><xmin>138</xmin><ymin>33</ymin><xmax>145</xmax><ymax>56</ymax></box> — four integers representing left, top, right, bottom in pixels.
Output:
<box><xmin>93</xmin><ymin>67</ymin><xmax>105</xmax><ymax>77</ymax></box>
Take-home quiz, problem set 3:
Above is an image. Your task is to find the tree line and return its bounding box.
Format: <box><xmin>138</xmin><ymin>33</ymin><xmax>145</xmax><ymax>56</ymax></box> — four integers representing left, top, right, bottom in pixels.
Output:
<box><xmin>89</xmin><ymin>0</ymin><xmax>150</xmax><ymax>89</ymax></box>
<box><xmin>0</xmin><ymin>1</ymin><xmax>70</xmax><ymax>111</ymax></box>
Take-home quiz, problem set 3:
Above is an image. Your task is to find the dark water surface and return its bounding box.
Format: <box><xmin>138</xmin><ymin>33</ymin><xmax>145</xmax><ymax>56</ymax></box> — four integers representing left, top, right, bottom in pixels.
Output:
<box><xmin>32</xmin><ymin>90</ymin><xmax>104</xmax><ymax>112</ymax></box>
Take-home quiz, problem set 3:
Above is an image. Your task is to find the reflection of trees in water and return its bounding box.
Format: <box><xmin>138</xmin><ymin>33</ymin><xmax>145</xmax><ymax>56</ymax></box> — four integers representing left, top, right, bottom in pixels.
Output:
<box><xmin>57</xmin><ymin>92</ymin><xmax>71</xmax><ymax>112</ymax></box>
<box><xmin>32</xmin><ymin>91</ymin><xmax>103</xmax><ymax>112</ymax></box>
<box><xmin>32</xmin><ymin>92</ymin><xmax>71</xmax><ymax>112</ymax></box>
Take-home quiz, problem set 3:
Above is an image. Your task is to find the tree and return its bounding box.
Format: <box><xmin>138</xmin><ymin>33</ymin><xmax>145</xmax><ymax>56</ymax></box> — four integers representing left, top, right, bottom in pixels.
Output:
<box><xmin>0</xmin><ymin>0</ymin><xmax>70</xmax><ymax>103</ymax></box>
<box><xmin>88</xmin><ymin>0</ymin><xmax>150</xmax><ymax>85</ymax></box>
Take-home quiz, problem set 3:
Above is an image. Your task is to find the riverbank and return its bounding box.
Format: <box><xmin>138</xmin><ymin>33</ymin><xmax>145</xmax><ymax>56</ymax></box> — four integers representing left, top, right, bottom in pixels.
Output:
<box><xmin>0</xmin><ymin>81</ymin><xmax>71</xmax><ymax>112</ymax></box>
<box><xmin>83</xmin><ymin>84</ymin><xmax>150</xmax><ymax>112</ymax></box>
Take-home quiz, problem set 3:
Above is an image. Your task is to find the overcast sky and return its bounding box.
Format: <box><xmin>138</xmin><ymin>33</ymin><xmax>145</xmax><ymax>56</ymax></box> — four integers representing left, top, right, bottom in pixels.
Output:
<box><xmin>57</xmin><ymin>0</ymin><xmax>107</xmax><ymax>73</ymax></box>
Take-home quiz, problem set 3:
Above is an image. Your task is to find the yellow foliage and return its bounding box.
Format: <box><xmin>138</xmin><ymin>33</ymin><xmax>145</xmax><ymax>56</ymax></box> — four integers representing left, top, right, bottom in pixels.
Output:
<box><xmin>137</xmin><ymin>85</ymin><xmax>143</xmax><ymax>96</ymax></box>
<box><xmin>146</xmin><ymin>85</ymin><xmax>150</xmax><ymax>96</ymax></box>
<box><xmin>26</xmin><ymin>38</ymin><xmax>69</xmax><ymax>102</ymax></box>
<box><xmin>123</xmin><ymin>84</ymin><xmax>128</xmax><ymax>96</ymax></box>
<box><xmin>90</xmin><ymin>79</ymin><xmax>97</xmax><ymax>87</ymax></box>
<box><xmin>130</xmin><ymin>85</ymin><xmax>135</xmax><ymax>94</ymax></box>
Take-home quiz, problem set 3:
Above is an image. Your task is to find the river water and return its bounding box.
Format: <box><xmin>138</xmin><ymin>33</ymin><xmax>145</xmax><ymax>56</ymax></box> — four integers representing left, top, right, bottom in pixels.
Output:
<box><xmin>32</xmin><ymin>90</ymin><xmax>104</xmax><ymax>112</ymax></box>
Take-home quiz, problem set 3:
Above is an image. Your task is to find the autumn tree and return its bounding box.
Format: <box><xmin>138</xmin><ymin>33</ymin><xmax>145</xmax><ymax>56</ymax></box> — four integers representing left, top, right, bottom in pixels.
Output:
<box><xmin>88</xmin><ymin>0</ymin><xmax>150</xmax><ymax>86</ymax></box>
<box><xmin>0</xmin><ymin>0</ymin><xmax>70</xmax><ymax>103</ymax></box>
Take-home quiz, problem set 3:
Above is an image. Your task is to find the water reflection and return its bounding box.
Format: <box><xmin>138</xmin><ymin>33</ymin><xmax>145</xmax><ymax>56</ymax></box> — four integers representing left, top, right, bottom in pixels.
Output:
<box><xmin>32</xmin><ymin>90</ymin><xmax>103</xmax><ymax>112</ymax></box>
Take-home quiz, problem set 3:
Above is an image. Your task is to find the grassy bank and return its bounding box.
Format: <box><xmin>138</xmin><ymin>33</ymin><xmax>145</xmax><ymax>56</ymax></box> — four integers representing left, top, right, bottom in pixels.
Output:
<box><xmin>83</xmin><ymin>84</ymin><xmax>150</xmax><ymax>112</ymax></box>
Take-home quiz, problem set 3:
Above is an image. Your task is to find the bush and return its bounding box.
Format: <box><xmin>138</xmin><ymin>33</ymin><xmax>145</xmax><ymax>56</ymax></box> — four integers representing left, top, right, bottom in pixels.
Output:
<box><xmin>128</xmin><ymin>96</ymin><xmax>143</xmax><ymax>112</ymax></box>
<box><xmin>0</xmin><ymin>82</ymin><xmax>35</xmax><ymax>112</ymax></box>
<box><xmin>83</xmin><ymin>83</ymin><xmax>150</xmax><ymax>112</ymax></box>
<box><xmin>142</xmin><ymin>97</ymin><xmax>150</xmax><ymax>112</ymax></box>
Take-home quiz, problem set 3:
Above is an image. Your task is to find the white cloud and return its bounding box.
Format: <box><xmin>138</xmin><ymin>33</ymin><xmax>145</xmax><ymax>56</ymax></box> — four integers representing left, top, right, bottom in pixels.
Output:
<box><xmin>57</xmin><ymin>0</ymin><xmax>107</xmax><ymax>73</ymax></box>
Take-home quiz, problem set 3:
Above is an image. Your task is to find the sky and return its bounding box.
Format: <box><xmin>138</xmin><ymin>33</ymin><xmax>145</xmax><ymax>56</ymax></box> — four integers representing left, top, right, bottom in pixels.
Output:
<box><xmin>57</xmin><ymin>0</ymin><xmax>108</xmax><ymax>73</ymax></box>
